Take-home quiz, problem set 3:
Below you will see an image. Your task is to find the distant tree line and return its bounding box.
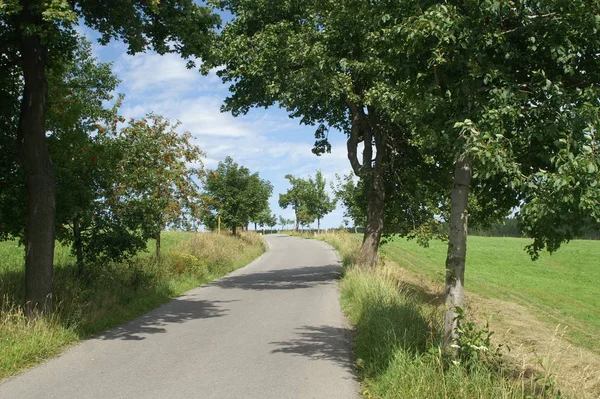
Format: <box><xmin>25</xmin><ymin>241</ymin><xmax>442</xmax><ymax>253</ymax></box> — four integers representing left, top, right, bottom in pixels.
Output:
<box><xmin>279</xmin><ymin>171</ymin><xmax>336</xmax><ymax>233</ymax></box>
<box><xmin>471</xmin><ymin>218</ymin><xmax>600</xmax><ymax>240</ymax></box>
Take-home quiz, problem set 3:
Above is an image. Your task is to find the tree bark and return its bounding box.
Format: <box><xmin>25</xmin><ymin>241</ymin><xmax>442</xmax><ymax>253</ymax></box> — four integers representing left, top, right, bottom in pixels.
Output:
<box><xmin>156</xmin><ymin>231</ymin><xmax>161</xmax><ymax>260</ymax></box>
<box><xmin>16</xmin><ymin>9</ymin><xmax>55</xmax><ymax>315</ymax></box>
<box><xmin>232</xmin><ymin>225</ymin><xmax>237</xmax><ymax>236</ymax></box>
<box><xmin>357</xmin><ymin>169</ymin><xmax>385</xmax><ymax>269</ymax></box>
<box><xmin>73</xmin><ymin>216</ymin><xmax>84</xmax><ymax>276</ymax></box>
<box><xmin>317</xmin><ymin>218</ymin><xmax>321</xmax><ymax>234</ymax></box>
<box><xmin>346</xmin><ymin>101</ymin><xmax>388</xmax><ymax>269</ymax></box>
<box><xmin>443</xmin><ymin>156</ymin><xmax>473</xmax><ymax>351</ymax></box>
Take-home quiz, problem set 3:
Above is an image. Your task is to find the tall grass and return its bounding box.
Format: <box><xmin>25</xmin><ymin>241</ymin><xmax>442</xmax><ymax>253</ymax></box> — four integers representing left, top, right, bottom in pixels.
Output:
<box><xmin>311</xmin><ymin>232</ymin><xmax>563</xmax><ymax>399</ymax></box>
<box><xmin>0</xmin><ymin>232</ymin><xmax>265</xmax><ymax>379</ymax></box>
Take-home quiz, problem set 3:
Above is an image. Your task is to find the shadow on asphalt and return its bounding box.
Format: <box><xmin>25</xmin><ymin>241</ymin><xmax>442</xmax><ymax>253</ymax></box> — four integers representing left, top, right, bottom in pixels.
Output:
<box><xmin>209</xmin><ymin>265</ymin><xmax>340</xmax><ymax>291</ymax></box>
<box><xmin>269</xmin><ymin>325</ymin><xmax>355</xmax><ymax>371</ymax></box>
<box><xmin>95</xmin><ymin>298</ymin><xmax>236</xmax><ymax>341</ymax></box>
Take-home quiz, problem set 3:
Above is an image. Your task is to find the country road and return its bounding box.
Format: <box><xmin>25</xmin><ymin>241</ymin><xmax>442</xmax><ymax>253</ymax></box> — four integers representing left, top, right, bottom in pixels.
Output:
<box><xmin>0</xmin><ymin>235</ymin><xmax>358</xmax><ymax>399</ymax></box>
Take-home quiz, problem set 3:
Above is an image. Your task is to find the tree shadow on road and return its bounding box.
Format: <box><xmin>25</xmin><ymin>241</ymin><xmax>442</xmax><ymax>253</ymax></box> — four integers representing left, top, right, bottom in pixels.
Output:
<box><xmin>209</xmin><ymin>265</ymin><xmax>340</xmax><ymax>291</ymax></box>
<box><xmin>269</xmin><ymin>325</ymin><xmax>356</xmax><ymax>372</ymax></box>
<box><xmin>94</xmin><ymin>297</ymin><xmax>236</xmax><ymax>341</ymax></box>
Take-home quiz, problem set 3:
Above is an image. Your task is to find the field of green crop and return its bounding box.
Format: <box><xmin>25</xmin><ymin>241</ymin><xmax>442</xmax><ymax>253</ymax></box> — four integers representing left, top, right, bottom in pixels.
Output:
<box><xmin>381</xmin><ymin>236</ymin><xmax>600</xmax><ymax>353</ymax></box>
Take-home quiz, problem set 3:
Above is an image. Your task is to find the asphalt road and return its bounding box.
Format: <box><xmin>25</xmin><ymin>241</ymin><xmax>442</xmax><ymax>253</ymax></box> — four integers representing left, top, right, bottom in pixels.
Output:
<box><xmin>0</xmin><ymin>235</ymin><xmax>358</xmax><ymax>399</ymax></box>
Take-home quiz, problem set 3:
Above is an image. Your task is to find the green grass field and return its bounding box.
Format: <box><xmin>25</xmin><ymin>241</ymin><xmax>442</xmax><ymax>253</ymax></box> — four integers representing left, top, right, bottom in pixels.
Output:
<box><xmin>381</xmin><ymin>236</ymin><xmax>600</xmax><ymax>353</ymax></box>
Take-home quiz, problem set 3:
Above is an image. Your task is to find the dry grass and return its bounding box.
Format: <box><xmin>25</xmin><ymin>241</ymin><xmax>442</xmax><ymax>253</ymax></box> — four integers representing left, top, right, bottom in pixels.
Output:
<box><xmin>0</xmin><ymin>231</ymin><xmax>265</xmax><ymax>380</ymax></box>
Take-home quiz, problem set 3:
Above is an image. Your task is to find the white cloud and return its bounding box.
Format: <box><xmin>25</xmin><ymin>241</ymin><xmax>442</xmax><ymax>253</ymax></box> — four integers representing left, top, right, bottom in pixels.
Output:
<box><xmin>91</xmin><ymin>43</ymin><xmax>353</xmax><ymax>228</ymax></box>
<box><xmin>113</xmin><ymin>52</ymin><xmax>223</xmax><ymax>100</ymax></box>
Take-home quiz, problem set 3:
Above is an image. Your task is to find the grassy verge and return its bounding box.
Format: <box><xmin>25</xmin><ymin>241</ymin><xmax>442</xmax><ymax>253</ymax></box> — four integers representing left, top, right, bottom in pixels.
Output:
<box><xmin>0</xmin><ymin>231</ymin><xmax>265</xmax><ymax>380</ymax></box>
<box><xmin>307</xmin><ymin>232</ymin><xmax>574</xmax><ymax>399</ymax></box>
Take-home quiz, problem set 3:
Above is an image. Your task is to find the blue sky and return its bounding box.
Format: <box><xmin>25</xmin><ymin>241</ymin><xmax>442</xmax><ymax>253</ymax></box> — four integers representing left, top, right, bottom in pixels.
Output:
<box><xmin>77</xmin><ymin>24</ymin><xmax>353</xmax><ymax>229</ymax></box>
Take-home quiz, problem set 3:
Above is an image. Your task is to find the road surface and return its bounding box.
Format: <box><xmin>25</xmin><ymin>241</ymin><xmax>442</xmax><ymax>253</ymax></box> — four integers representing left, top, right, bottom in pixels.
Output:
<box><xmin>0</xmin><ymin>235</ymin><xmax>358</xmax><ymax>399</ymax></box>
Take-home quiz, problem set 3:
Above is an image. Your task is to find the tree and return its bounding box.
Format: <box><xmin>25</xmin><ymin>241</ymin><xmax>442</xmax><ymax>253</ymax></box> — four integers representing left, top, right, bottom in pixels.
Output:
<box><xmin>204</xmin><ymin>157</ymin><xmax>272</xmax><ymax>235</ymax></box>
<box><xmin>332</xmin><ymin>174</ymin><xmax>365</xmax><ymax>230</ymax></box>
<box><xmin>204</xmin><ymin>0</ymin><xmax>439</xmax><ymax>267</ymax></box>
<box><xmin>265</xmin><ymin>213</ymin><xmax>278</xmax><ymax>232</ymax></box>
<box><xmin>278</xmin><ymin>174</ymin><xmax>313</xmax><ymax>232</ymax></box>
<box><xmin>104</xmin><ymin>113</ymin><xmax>206</xmax><ymax>260</ymax></box>
<box><xmin>253</xmin><ymin>209</ymin><xmax>277</xmax><ymax>233</ymax></box>
<box><xmin>305</xmin><ymin>171</ymin><xmax>336</xmax><ymax>233</ymax></box>
<box><xmin>392</xmin><ymin>0</ymin><xmax>600</xmax><ymax>350</ymax></box>
<box><xmin>277</xmin><ymin>215</ymin><xmax>287</xmax><ymax>231</ymax></box>
<box><xmin>1</xmin><ymin>0</ymin><xmax>219</xmax><ymax>313</ymax></box>
<box><xmin>0</xmin><ymin>36</ymin><xmax>120</xmax><ymax>275</ymax></box>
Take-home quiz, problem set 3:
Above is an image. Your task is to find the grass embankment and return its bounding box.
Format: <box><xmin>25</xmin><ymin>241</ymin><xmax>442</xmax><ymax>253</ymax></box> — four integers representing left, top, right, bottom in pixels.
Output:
<box><xmin>0</xmin><ymin>231</ymin><xmax>265</xmax><ymax>379</ymax></box>
<box><xmin>311</xmin><ymin>232</ymin><xmax>594</xmax><ymax>399</ymax></box>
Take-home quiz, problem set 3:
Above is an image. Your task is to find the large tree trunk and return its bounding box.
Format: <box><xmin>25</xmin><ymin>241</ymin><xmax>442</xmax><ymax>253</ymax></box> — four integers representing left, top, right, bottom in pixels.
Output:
<box><xmin>17</xmin><ymin>12</ymin><xmax>55</xmax><ymax>315</ymax></box>
<box><xmin>443</xmin><ymin>156</ymin><xmax>473</xmax><ymax>351</ymax></box>
<box><xmin>346</xmin><ymin>102</ymin><xmax>388</xmax><ymax>270</ymax></box>
<box><xmin>232</xmin><ymin>225</ymin><xmax>237</xmax><ymax>236</ymax></box>
<box><xmin>294</xmin><ymin>214</ymin><xmax>299</xmax><ymax>232</ymax></box>
<box><xmin>358</xmin><ymin>169</ymin><xmax>385</xmax><ymax>269</ymax></box>
<box><xmin>73</xmin><ymin>216</ymin><xmax>84</xmax><ymax>276</ymax></box>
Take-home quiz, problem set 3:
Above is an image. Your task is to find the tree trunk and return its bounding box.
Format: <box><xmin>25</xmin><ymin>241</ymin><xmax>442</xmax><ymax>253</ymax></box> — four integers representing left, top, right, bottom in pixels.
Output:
<box><xmin>73</xmin><ymin>216</ymin><xmax>84</xmax><ymax>276</ymax></box>
<box><xmin>358</xmin><ymin>169</ymin><xmax>385</xmax><ymax>269</ymax></box>
<box><xmin>317</xmin><ymin>218</ymin><xmax>321</xmax><ymax>234</ymax></box>
<box><xmin>156</xmin><ymin>231</ymin><xmax>161</xmax><ymax>260</ymax></box>
<box><xmin>254</xmin><ymin>222</ymin><xmax>257</xmax><ymax>231</ymax></box>
<box><xmin>443</xmin><ymin>156</ymin><xmax>473</xmax><ymax>352</ymax></box>
<box><xmin>17</xmin><ymin>13</ymin><xmax>55</xmax><ymax>315</ymax></box>
<box><xmin>294</xmin><ymin>215</ymin><xmax>299</xmax><ymax>232</ymax></box>
<box><xmin>232</xmin><ymin>225</ymin><xmax>237</xmax><ymax>236</ymax></box>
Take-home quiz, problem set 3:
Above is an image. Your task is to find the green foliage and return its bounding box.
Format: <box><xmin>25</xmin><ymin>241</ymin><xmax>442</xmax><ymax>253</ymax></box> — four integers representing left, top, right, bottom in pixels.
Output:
<box><xmin>206</xmin><ymin>0</ymin><xmax>448</xmax><ymax>260</ymax></box>
<box><xmin>280</xmin><ymin>171</ymin><xmax>336</xmax><ymax>230</ymax></box>
<box><xmin>305</xmin><ymin>171</ymin><xmax>336</xmax><ymax>229</ymax></box>
<box><xmin>107</xmin><ymin>113</ymin><xmax>206</xmax><ymax>234</ymax></box>
<box><xmin>332</xmin><ymin>173</ymin><xmax>366</xmax><ymax>229</ymax></box>
<box><xmin>277</xmin><ymin>215</ymin><xmax>295</xmax><ymax>230</ymax></box>
<box><xmin>204</xmin><ymin>157</ymin><xmax>273</xmax><ymax>234</ymax></box>
<box><xmin>0</xmin><ymin>38</ymin><xmax>208</xmax><ymax>264</ymax></box>
<box><xmin>0</xmin><ymin>36</ymin><xmax>119</xmax><ymax>243</ymax></box>
<box><xmin>1</xmin><ymin>0</ymin><xmax>221</xmax><ymax>310</ymax></box>
<box><xmin>453</xmin><ymin>307</ymin><xmax>504</xmax><ymax>370</ymax></box>
<box><xmin>279</xmin><ymin>174</ymin><xmax>313</xmax><ymax>229</ymax></box>
<box><xmin>252</xmin><ymin>209</ymin><xmax>277</xmax><ymax>230</ymax></box>
<box><xmin>392</xmin><ymin>0</ymin><xmax>600</xmax><ymax>256</ymax></box>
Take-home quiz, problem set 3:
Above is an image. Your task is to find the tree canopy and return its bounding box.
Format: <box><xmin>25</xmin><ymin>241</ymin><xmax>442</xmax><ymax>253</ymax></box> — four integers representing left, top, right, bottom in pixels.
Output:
<box><xmin>204</xmin><ymin>157</ymin><xmax>273</xmax><ymax>235</ymax></box>
<box><xmin>207</xmin><ymin>0</ymin><xmax>600</xmax><ymax>349</ymax></box>
<box><xmin>0</xmin><ymin>0</ymin><xmax>220</xmax><ymax>312</ymax></box>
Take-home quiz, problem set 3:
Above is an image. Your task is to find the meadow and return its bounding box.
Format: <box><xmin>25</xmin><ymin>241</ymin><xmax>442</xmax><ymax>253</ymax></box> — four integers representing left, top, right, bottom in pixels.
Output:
<box><xmin>381</xmin><ymin>236</ymin><xmax>600</xmax><ymax>353</ymax></box>
<box><xmin>309</xmin><ymin>232</ymin><xmax>600</xmax><ymax>399</ymax></box>
<box><xmin>0</xmin><ymin>231</ymin><xmax>265</xmax><ymax>379</ymax></box>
